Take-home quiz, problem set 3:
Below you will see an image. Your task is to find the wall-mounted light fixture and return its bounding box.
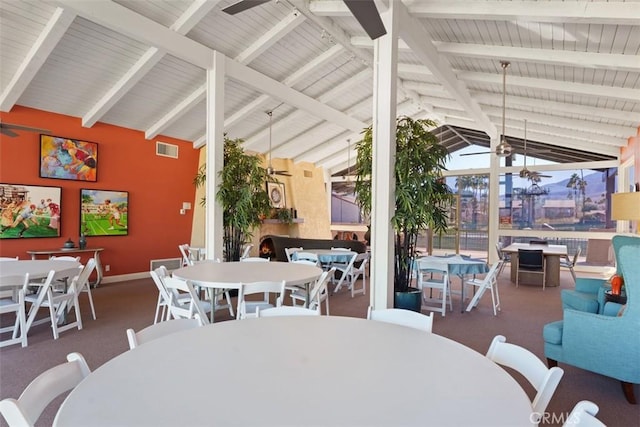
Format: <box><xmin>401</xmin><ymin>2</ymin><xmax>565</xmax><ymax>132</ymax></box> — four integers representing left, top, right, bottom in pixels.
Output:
<box><xmin>180</xmin><ymin>202</ymin><xmax>192</xmax><ymax>215</ymax></box>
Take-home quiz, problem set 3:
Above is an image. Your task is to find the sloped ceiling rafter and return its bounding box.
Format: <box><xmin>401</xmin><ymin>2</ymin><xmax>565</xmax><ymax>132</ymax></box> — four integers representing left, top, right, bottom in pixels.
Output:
<box><xmin>1</xmin><ymin>0</ymin><xmax>637</xmax><ymax>174</ymax></box>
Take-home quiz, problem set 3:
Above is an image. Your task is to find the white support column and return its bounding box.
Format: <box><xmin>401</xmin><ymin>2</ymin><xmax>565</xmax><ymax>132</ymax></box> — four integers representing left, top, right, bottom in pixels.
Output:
<box><xmin>488</xmin><ymin>134</ymin><xmax>500</xmax><ymax>264</ymax></box>
<box><xmin>205</xmin><ymin>51</ymin><xmax>225</xmax><ymax>261</ymax></box>
<box><xmin>370</xmin><ymin>2</ymin><xmax>399</xmax><ymax>310</ymax></box>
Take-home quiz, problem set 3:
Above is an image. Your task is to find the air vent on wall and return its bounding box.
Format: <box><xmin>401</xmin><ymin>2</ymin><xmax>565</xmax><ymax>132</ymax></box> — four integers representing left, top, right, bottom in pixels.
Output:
<box><xmin>150</xmin><ymin>257</ymin><xmax>182</xmax><ymax>272</ymax></box>
<box><xmin>304</xmin><ymin>170</ymin><xmax>312</xmax><ymax>178</ymax></box>
<box><xmin>156</xmin><ymin>141</ymin><xmax>178</xmax><ymax>159</ymax></box>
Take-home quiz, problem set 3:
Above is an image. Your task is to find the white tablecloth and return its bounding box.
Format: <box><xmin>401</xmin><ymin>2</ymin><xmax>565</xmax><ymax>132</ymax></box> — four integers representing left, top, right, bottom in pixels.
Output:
<box><xmin>55</xmin><ymin>316</ymin><xmax>534</xmax><ymax>426</ymax></box>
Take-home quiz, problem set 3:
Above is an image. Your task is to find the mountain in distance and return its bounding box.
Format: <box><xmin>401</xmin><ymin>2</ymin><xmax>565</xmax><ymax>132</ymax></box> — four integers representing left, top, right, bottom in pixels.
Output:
<box><xmin>541</xmin><ymin>172</ymin><xmax>606</xmax><ymax>200</ymax></box>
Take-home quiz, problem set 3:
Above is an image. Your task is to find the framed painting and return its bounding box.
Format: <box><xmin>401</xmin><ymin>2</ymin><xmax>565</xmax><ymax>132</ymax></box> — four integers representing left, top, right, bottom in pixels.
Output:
<box><xmin>267</xmin><ymin>182</ymin><xmax>286</xmax><ymax>209</ymax></box>
<box><xmin>40</xmin><ymin>134</ymin><xmax>98</xmax><ymax>182</ymax></box>
<box><xmin>80</xmin><ymin>189</ymin><xmax>128</xmax><ymax>236</ymax></box>
<box><xmin>0</xmin><ymin>183</ymin><xmax>62</xmax><ymax>239</ymax></box>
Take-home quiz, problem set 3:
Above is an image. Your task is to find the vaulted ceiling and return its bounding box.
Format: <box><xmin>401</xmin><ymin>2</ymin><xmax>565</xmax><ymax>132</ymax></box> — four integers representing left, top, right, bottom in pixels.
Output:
<box><xmin>1</xmin><ymin>0</ymin><xmax>638</xmax><ymax>176</ymax></box>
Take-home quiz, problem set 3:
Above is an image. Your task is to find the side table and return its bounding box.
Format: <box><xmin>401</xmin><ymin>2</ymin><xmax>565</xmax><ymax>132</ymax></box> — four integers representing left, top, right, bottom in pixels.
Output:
<box><xmin>26</xmin><ymin>248</ymin><xmax>104</xmax><ymax>286</ymax></box>
<box><xmin>604</xmin><ymin>290</ymin><xmax>627</xmax><ymax>305</ymax></box>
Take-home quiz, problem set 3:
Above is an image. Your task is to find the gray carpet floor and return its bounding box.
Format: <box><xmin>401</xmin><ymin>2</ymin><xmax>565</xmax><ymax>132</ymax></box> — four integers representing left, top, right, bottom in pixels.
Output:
<box><xmin>1</xmin><ymin>265</ymin><xmax>639</xmax><ymax>426</ymax></box>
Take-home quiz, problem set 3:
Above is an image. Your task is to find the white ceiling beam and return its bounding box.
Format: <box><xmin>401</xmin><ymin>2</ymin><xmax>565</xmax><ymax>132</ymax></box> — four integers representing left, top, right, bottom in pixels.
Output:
<box><xmin>401</xmin><ymin>81</ymin><xmax>452</xmax><ymax>97</ymax></box>
<box><xmin>311</xmin><ymin>1</ymin><xmax>640</xmax><ymax>25</ymax></box>
<box><xmin>54</xmin><ymin>0</ymin><xmax>213</xmax><ymax>69</ymax></box>
<box><xmin>235</xmin><ymin>10</ymin><xmax>306</xmax><ymax>64</ymax></box>
<box><xmin>481</xmin><ymin>105</ymin><xmax>636</xmax><ymax>139</ymax></box>
<box><xmin>145</xmin><ymin>84</ymin><xmax>206</xmax><ymax>140</ymax></box>
<box><xmin>397</xmin><ymin>63</ymin><xmax>433</xmax><ymax>77</ymax></box>
<box><xmin>225</xmin><ymin>44</ymin><xmax>345</xmax><ymax>130</ymax></box>
<box><xmin>225</xmin><ymin>58</ymin><xmax>366</xmax><ymax>133</ymax></box>
<box><xmin>496</xmin><ymin>117</ymin><xmax>625</xmax><ymax>147</ymax></box>
<box><xmin>150</xmin><ymin>7</ymin><xmax>303</xmax><ymax>140</ymax></box>
<box><xmin>435</xmin><ymin>43</ymin><xmax>640</xmax><ymax>74</ymax></box>
<box><xmin>273</xmin><ymin>96</ymin><xmax>374</xmax><ymax>159</ymax></box>
<box><xmin>406</xmin><ymin>1</ymin><xmax>640</xmax><ymax>25</ymax></box>
<box><xmin>458</xmin><ymin>70</ymin><xmax>640</xmax><ymax>104</ymax></box>
<box><xmin>311</xmin><ymin>100</ymin><xmax>417</xmax><ymax>168</ymax></box>
<box><xmin>0</xmin><ymin>8</ymin><xmax>75</xmax><ymax>112</ymax></box>
<box><xmin>474</xmin><ymin>93</ymin><xmax>640</xmax><ymax>125</ymax></box>
<box><xmin>395</xmin><ymin>2</ymin><xmax>497</xmax><ymax>137</ymax></box>
<box><xmin>243</xmin><ymin>69</ymin><xmax>371</xmax><ymax>150</ymax></box>
<box><xmin>354</xmin><ymin>38</ymin><xmax>640</xmax><ymax>73</ymax></box>
<box><xmin>82</xmin><ymin>0</ymin><xmax>219</xmax><ymax>127</ymax></box>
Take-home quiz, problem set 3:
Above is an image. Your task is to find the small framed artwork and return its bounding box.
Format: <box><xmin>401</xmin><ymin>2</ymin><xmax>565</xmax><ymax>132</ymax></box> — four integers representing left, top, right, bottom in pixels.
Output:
<box><xmin>0</xmin><ymin>183</ymin><xmax>62</xmax><ymax>239</ymax></box>
<box><xmin>40</xmin><ymin>134</ymin><xmax>98</xmax><ymax>182</ymax></box>
<box><xmin>267</xmin><ymin>182</ymin><xmax>286</xmax><ymax>209</ymax></box>
<box><xmin>80</xmin><ymin>189</ymin><xmax>128</xmax><ymax>236</ymax></box>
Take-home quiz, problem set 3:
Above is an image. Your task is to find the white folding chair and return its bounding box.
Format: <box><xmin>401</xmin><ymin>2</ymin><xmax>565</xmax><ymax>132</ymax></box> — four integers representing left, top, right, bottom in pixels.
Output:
<box><xmin>290</xmin><ymin>268</ymin><xmax>334</xmax><ymax>315</ymax></box>
<box><xmin>292</xmin><ymin>251</ymin><xmax>320</xmax><ymax>266</ymax></box>
<box><xmin>332</xmin><ymin>252</ymin><xmax>358</xmax><ymax>294</ymax></box>
<box><xmin>256</xmin><ymin>305</ymin><xmax>320</xmax><ymax>317</ymax></box>
<box><xmin>0</xmin><ymin>352</ymin><xmax>90</xmax><ymax>426</ymax></box>
<box><xmin>126</xmin><ymin>317</ymin><xmax>202</xmax><ymax>350</ymax></box>
<box><xmin>73</xmin><ymin>258</ymin><xmax>97</xmax><ymax>320</ymax></box>
<box><xmin>0</xmin><ymin>274</ymin><xmax>29</xmax><ymax>348</ymax></box>
<box><xmin>284</xmin><ymin>247</ymin><xmax>303</xmax><ymax>262</ymax></box>
<box><xmin>346</xmin><ymin>252</ymin><xmax>368</xmax><ymax>297</ymax></box>
<box><xmin>240</xmin><ymin>257</ymin><xmax>269</xmax><ymax>262</ymax></box>
<box><xmin>486</xmin><ymin>335</ymin><xmax>564</xmax><ymax>424</ymax></box>
<box><xmin>416</xmin><ymin>261</ymin><xmax>452</xmax><ymax>317</ymax></box>
<box><xmin>237</xmin><ymin>280</ymin><xmax>286</xmax><ymax>319</ymax></box>
<box><xmin>49</xmin><ymin>255</ymin><xmax>81</xmax><ymax>262</ymax></box>
<box><xmin>560</xmin><ymin>247</ymin><xmax>582</xmax><ymax>283</ymax></box>
<box><xmin>367</xmin><ymin>306</ymin><xmax>433</xmax><ymax>332</ymax></box>
<box><xmin>24</xmin><ymin>267</ymin><xmax>84</xmax><ymax>340</ymax></box>
<box><xmin>240</xmin><ymin>244</ymin><xmax>254</xmax><ymax>260</ymax></box>
<box><xmin>178</xmin><ymin>244</ymin><xmax>203</xmax><ymax>266</ymax></box>
<box><xmin>464</xmin><ymin>261</ymin><xmax>502</xmax><ymax>315</ymax></box>
<box><xmin>150</xmin><ymin>266</ymin><xmax>190</xmax><ymax>324</ymax></box>
<box><xmin>162</xmin><ymin>276</ymin><xmax>212</xmax><ymax>324</ymax></box>
<box><xmin>563</xmin><ymin>400</ymin><xmax>605</xmax><ymax>427</ymax></box>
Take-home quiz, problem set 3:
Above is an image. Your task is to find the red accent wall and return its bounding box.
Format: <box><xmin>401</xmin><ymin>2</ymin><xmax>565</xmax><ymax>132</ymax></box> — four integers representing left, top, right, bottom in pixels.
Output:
<box><xmin>0</xmin><ymin>106</ymin><xmax>199</xmax><ymax>278</ymax></box>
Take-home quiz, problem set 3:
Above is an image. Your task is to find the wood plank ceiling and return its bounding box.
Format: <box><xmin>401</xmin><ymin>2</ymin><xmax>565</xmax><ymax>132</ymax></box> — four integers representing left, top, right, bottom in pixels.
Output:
<box><xmin>1</xmin><ymin>0</ymin><xmax>638</xmax><ymax>176</ymax></box>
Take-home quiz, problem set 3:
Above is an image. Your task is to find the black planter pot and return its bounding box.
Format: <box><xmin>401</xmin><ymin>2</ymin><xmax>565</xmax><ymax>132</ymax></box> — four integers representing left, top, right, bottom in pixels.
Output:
<box><xmin>394</xmin><ymin>287</ymin><xmax>422</xmax><ymax>312</ymax></box>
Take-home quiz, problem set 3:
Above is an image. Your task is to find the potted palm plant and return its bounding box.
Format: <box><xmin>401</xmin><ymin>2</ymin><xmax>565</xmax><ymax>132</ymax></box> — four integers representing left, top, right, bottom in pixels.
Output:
<box><xmin>194</xmin><ymin>136</ymin><xmax>274</xmax><ymax>261</ymax></box>
<box><xmin>354</xmin><ymin>116</ymin><xmax>453</xmax><ymax>311</ymax></box>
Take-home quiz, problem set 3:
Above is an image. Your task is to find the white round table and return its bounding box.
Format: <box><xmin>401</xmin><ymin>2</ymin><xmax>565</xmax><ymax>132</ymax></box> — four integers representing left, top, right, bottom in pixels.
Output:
<box><xmin>55</xmin><ymin>316</ymin><xmax>535</xmax><ymax>426</ymax></box>
<box><xmin>173</xmin><ymin>260</ymin><xmax>322</xmax><ymax>289</ymax></box>
<box><xmin>0</xmin><ymin>260</ymin><xmax>80</xmax><ymax>281</ymax></box>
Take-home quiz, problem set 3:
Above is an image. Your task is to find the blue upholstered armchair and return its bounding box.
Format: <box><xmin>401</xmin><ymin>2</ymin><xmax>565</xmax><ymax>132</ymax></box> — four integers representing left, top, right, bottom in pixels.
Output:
<box><xmin>560</xmin><ymin>236</ymin><xmax>635</xmax><ymax>315</ymax></box>
<box><xmin>543</xmin><ymin>235</ymin><xmax>640</xmax><ymax>404</ymax></box>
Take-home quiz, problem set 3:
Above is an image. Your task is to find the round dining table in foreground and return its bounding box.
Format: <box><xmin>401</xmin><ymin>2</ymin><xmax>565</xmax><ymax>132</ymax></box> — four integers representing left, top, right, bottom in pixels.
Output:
<box><xmin>55</xmin><ymin>316</ymin><xmax>535</xmax><ymax>426</ymax></box>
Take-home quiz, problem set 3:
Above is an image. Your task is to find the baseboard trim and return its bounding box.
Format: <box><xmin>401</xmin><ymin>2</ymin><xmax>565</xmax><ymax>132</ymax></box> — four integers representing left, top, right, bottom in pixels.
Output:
<box><xmin>100</xmin><ymin>272</ymin><xmax>149</xmax><ymax>284</ymax></box>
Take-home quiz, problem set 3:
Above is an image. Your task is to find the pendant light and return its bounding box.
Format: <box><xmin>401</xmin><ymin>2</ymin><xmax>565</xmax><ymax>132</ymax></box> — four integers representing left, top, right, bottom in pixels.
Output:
<box><xmin>496</xmin><ymin>61</ymin><xmax>512</xmax><ymax>157</ymax></box>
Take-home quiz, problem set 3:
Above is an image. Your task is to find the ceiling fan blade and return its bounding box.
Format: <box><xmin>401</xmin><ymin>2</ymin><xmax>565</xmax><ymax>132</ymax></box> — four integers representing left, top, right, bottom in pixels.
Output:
<box><xmin>460</xmin><ymin>151</ymin><xmax>492</xmax><ymax>156</ymax></box>
<box><xmin>275</xmin><ymin>170</ymin><xmax>292</xmax><ymax>177</ymax></box>
<box><xmin>1</xmin><ymin>127</ymin><xmax>19</xmax><ymax>137</ymax></box>
<box><xmin>343</xmin><ymin>0</ymin><xmax>387</xmax><ymax>40</ymax></box>
<box><xmin>0</xmin><ymin>122</ymin><xmax>51</xmax><ymax>137</ymax></box>
<box><xmin>222</xmin><ymin>0</ymin><xmax>270</xmax><ymax>15</ymax></box>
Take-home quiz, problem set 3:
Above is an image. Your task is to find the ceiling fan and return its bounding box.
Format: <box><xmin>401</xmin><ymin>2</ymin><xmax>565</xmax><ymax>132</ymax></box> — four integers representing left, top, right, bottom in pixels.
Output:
<box><xmin>222</xmin><ymin>0</ymin><xmax>387</xmax><ymax>40</ymax></box>
<box><xmin>519</xmin><ymin>119</ymin><xmax>551</xmax><ymax>180</ymax></box>
<box><xmin>0</xmin><ymin>121</ymin><xmax>51</xmax><ymax>137</ymax></box>
<box><xmin>461</xmin><ymin>61</ymin><xmax>513</xmax><ymax>158</ymax></box>
<box><xmin>265</xmin><ymin>111</ymin><xmax>291</xmax><ymax>177</ymax></box>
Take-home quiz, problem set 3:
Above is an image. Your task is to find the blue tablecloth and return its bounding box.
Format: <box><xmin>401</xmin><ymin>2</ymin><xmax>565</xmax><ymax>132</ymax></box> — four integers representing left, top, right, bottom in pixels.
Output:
<box><xmin>416</xmin><ymin>255</ymin><xmax>489</xmax><ymax>276</ymax></box>
<box><xmin>292</xmin><ymin>249</ymin><xmax>356</xmax><ymax>265</ymax></box>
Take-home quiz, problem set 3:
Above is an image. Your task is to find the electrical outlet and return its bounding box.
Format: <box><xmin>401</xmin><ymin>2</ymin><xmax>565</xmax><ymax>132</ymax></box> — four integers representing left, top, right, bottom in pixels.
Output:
<box><xmin>105</xmin><ymin>265</ymin><xmax>110</xmax><ymax>272</ymax></box>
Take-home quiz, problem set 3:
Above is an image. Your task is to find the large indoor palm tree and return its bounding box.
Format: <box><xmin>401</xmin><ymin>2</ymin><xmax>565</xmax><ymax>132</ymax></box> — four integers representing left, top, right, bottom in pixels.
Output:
<box><xmin>354</xmin><ymin>116</ymin><xmax>453</xmax><ymax>297</ymax></box>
